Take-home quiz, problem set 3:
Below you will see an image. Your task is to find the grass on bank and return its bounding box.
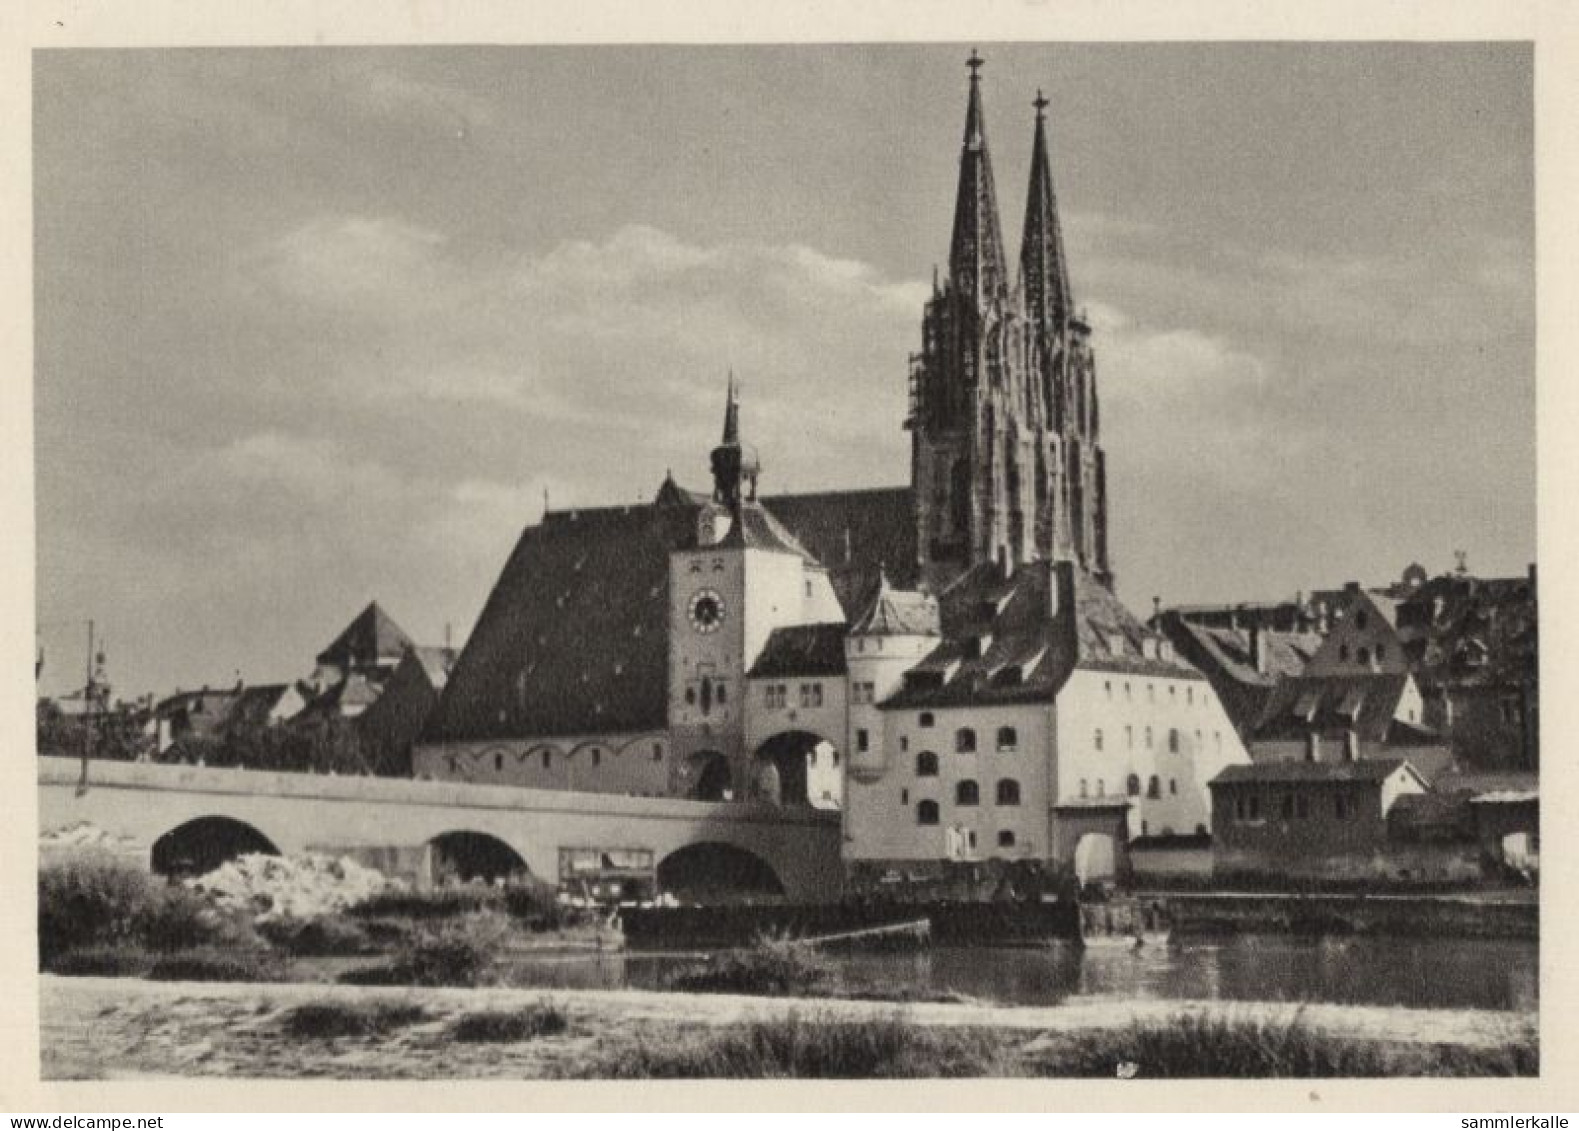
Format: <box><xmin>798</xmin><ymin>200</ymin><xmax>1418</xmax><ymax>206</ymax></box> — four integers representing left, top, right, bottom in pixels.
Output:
<box><xmin>451</xmin><ymin>1003</ymin><xmax>571</xmax><ymax>1043</ymax></box>
<box><xmin>569</xmin><ymin>1012</ymin><xmax>1539</xmax><ymax>1079</ymax></box>
<box><xmin>280</xmin><ymin>999</ymin><xmax>430</xmax><ymax>1039</ymax></box>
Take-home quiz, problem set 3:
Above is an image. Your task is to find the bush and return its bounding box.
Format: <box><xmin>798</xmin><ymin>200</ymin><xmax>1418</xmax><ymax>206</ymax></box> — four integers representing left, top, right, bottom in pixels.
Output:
<box><xmin>346</xmin><ymin>880</ymin><xmax>566</xmax><ymax>926</ymax></box>
<box><xmin>38</xmin><ymin>852</ymin><xmax>248</xmax><ymax>965</ymax></box>
<box><xmin>146</xmin><ymin>946</ymin><xmax>287</xmax><ymax>983</ymax></box>
<box><xmin>281</xmin><ymin>999</ymin><xmax>429</xmax><ymax>1039</ymax></box>
<box><xmin>452</xmin><ymin>1003</ymin><xmax>570</xmax><ymax>1043</ymax></box>
<box><xmin>258</xmin><ymin>914</ymin><xmax>375</xmax><ymax>957</ymax></box>
<box><xmin>43</xmin><ymin>946</ymin><xmax>155</xmax><ymax>978</ymax></box>
<box><xmin>577</xmin><ymin>1013</ymin><xmax>1007</xmax><ymax>1078</ymax></box>
<box><xmin>665</xmin><ymin>937</ymin><xmax>838</xmax><ymax>997</ymax></box>
<box><xmin>1025</xmin><ymin>1013</ymin><xmax>1540</xmax><ymax>1078</ymax></box>
<box><xmin>398</xmin><ymin>911</ymin><xmax>513</xmax><ymax>987</ymax></box>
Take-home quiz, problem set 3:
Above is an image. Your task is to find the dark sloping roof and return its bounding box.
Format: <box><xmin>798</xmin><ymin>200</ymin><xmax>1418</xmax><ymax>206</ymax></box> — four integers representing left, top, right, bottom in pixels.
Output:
<box><xmin>748</xmin><ymin>623</ymin><xmax>850</xmax><ymax>678</ymax></box>
<box><xmin>761</xmin><ymin>487</ymin><xmax>917</xmax><ymax>590</ymax></box>
<box><xmin>849</xmin><ymin>574</ymin><xmax>939</xmax><ymax>637</ymax></box>
<box><xmin>1173</xmin><ymin>621</ymin><xmax>1321</xmax><ymax>686</ymax></box>
<box><xmin>1252</xmin><ymin>672</ymin><xmax>1424</xmax><ymax>744</ymax></box>
<box><xmin>1393</xmin><ymin>572</ymin><xmax>1537</xmax><ymax>691</ymax></box>
<box><xmin>409</xmin><ymin>646</ymin><xmax>457</xmax><ymax>690</ymax></box>
<box><xmin>425</xmin><ymin>504</ymin><xmax>695</xmax><ymax>742</ymax></box>
<box><xmin>1211</xmin><ymin>759</ymin><xmax>1409</xmax><ymax>786</ymax></box>
<box><xmin>1065</xmin><ymin>569</ymin><xmax>1207</xmax><ymax>680</ymax></box>
<box><xmin>316</xmin><ymin>602</ymin><xmax>415</xmax><ymax>667</ymax></box>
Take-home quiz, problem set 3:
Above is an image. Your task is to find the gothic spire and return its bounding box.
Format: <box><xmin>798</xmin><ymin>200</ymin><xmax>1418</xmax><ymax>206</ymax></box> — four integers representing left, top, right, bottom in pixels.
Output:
<box><xmin>721</xmin><ymin>370</ymin><xmax>740</xmax><ymax>445</ymax></box>
<box><xmin>948</xmin><ymin>50</ymin><xmax>1008</xmax><ymax>309</ymax></box>
<box><xmin>711</xmin><ymin>373</ymin><xmax>758</xmax><ymax>507</ymax></box>
<box><xmin>1021</xmin><ymin>88</ymin><xmax>1074</xmax><ymax>331</ymax></box>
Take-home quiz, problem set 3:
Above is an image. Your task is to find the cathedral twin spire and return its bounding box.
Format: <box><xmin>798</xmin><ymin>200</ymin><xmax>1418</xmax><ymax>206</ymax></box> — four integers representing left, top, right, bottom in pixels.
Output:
<box><xmin>949</xmin><ymin>51</ymin><xmax>1074</xmax><ymax>323</ymax></box>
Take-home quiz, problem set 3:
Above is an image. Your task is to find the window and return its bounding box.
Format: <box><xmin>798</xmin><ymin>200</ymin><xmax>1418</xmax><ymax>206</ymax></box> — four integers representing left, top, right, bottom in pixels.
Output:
<box><xmin>900</xmin><ymin>736</ymin><xmax>909</xmax><ymax>752</ymax></box>
<box><xmin>997</xmin><ymin>830</ymin><xmax>1016</xmax><ymax>848</ymax></box>
<box><xmin>717</xmin><ymin>684</ymin><xmax>727</xmax><ymax>704</ymax></box>
<box><xmin>917</xmin><ymin>799</ymin><xmax>940</xmax><ymax>825</ymax></box>
<box><xmin>1280</xmin><ymin>794</ymin><xmax>1295</xmax><ymax>820</ymax></box>
<box><xmin>1124</xmin><ymin>682</ymin><xmax>1132</xmax><ymax>700</ymax></box>
<box><xmin>1096</xmin><ymin>780</ymin><xmax>1106</xmax><ymax>797</ymax></box>
<box><xmin>1356</xmin><ymin>610</ymin><xmax>1369</xmax><ymax>630</ymax></box>
<box><xmin>1187</xmin><ymin>687</ymin><xmax>1194</xmax><ymax>705</ymax></box>
<box><xmin>901</xmin><ymin>788</ymin><xmax>909</xmax><ymax>804</ymax></box>
<box><xmin>1093</xmin><ymin>726</ymin><xmax>1105</xmax><ymax>752</ymax></box>
<box><xmin>1145</xmin><ymin>726</ymin><xmax>1153</xmax><ymax>749</ymax></box>
<box><xmin>1148</xmin><ymin>684</ymin><xmax>1156</xmax><ymax>702</ymax></box>
<box><xmin>956</xmin><ymin>728</ymin><xmax>977</xmax><ymax>753</ymax></box>
<box><xmin>1104</xmin><ymin>681</ymin><xmax>1113</xmax><ymax>700</ymax></box>
<box><xmin>1079</xmin><ymin>778</ymin><xmax>1089</xmax><ymax>798</ymax></box>
<box><xmin>1334</xmin><ymin>794</ymin><xmax>1350</xmax><ymax>820</ymax></box>
<box><xmin>1125</xmin><ymin>725</ymin><xmax>1134</xmax><ymax>750</ymax></box>
<box><xmin>967</xmin><ymin>830</ymin><xmax>978</xmax><ymax>850</ymax></box>
<box><xmin>1169</xmin><ymin>685</ymin><xmax>1176</xmax><ymax>700</ymax></box>
<box><xmin>1141</xmin><ymin>820</ymin><xmax>1149</xmax><ymax>836</ymax></box>
<box><xmin>1357</xmin><ymin>647</ymin><xmax>1370</xmax><ymax>665</ymax></box>
<box><xmin>996</xmin><ymin>778</ymin><xmax>1021</xmax><ymax>805</ymax></box>
<box><xmin>1126</xmin><ymin>773</ymin><xmax>1141</xmax><ymax>797</ymax></box>
<box><xmin>591</xmin><ymin>749</ymin><xmax>601</xmax><ymax>767</ymax></box>
<box><xmin>832</xmin><ymin>749</ymin><xmax>841</xmax><ymax>767</ymax></box>
<box><xmin>495</xmin><ymin>752</ymin><xmax>504</xmax><ymax>772</ymax></box>
<box><xmin>805</xmin><ymin>580</ymin><xmax>814</xmax><ymax>598</ymax></box>
<box><xmin>916</xmin><ymin>750</ymin><xmax>939</xmax><ymax>777</ymax></box>
<box><xmin>1147</xmin><ymin>775</ymin><xmax>1161</xmax><ymax>799</ymax></box>
<box><xmin>542</xmin><ymin>749</ymin><xmax>551</xmax><ymax>769</ymax></box>
<box><xmin>1168</xmin><ymin>728</ymin><xmax>1179</xmax><ymax>753</ymax></box>
<box><xmin>800</xmin><ymin>683</ymin><xmax>823</xmax><ymax>708</ymax></box>
<box><xmin>1169</xmin><ymin>778</ymin><xmax>1178</xmax><ymax>796</ymax></box>
<box><xmin>653</xmin><ymin>744</ymin><xmax>663</xmax><ymax>762</ymax></box>
<box><xmin>919</xmin><ymin>712</ymin><xmax>934</xmax><ymax>728</ymax></box>
<box><xmin>852</xmin><ymin>681</ymin><xmax>875</xmax><ymax>705</ymax></box>
<box><xmin>956</xmin><ymin>779</ymin><xmax>980</xmax><ymax>806</ymax></box>
<box><xmin>996</xmin><ymin>726</ymin><xmax>1017</xmax><ymax>751</ymax></box>
<box><xmin>856</xmin><ymin>729</ymin><xmax>870</xmax><ymax>753</ymax></box>
<box><xmin>1339</xmin><ymin>643</ymin><xmax>1350</xmax><ymax>662</ymax></box>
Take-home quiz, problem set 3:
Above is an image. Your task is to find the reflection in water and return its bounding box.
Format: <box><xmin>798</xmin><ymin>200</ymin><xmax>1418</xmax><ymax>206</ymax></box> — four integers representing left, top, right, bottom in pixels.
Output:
<box><xmin>488</xmin><ymin>935</ymin><xmax>1537</xmax><ymax>1012</ymax></box>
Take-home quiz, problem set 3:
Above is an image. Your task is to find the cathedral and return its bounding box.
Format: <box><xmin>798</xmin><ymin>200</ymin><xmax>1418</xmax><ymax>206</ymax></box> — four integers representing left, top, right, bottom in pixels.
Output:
<box><xmin>413</xmin><ymin>56</ymin><xmax>1250</xmax><ymax>883</ymax></box>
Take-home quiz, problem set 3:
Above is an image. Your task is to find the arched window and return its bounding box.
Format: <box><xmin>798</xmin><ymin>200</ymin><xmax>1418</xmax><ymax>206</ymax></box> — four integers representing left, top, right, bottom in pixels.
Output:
<box><xmin>996</xmin><ymin>778</ymin><xmax>1021</xmax><ymax>805</ymax></box>
<box><xmin>956</xmin><ymin>779</ymin><xmax>980</xmax><ymax>806</ymax></box>
<box><xmin>916</xmin><ymin>750</ymin><xmax>939</xmax><ymax>777</ymax></box>
<box><xmin>1126</xmin><ymin>773</ymin><xmax>1141</xmax><ymax>797</ymax></box>
<box><xmin>541</xmin><ymin>749</ymin><xmax>552</xmax><ymax>769</ymax></box>
<box><xmin>1094</xmin><ymin>728</ymin><xmax>1104</xmax><ymax>751</ymax></box>
<box><xmin>956</xmin><ymin>728</ymin><xmax>977</xmax><ymax>753</ymax></box>
<box><xmin>591</xmin><ymin>748</ymin><xmax>602</xmax><ymax>767</ymax></box>
<box><xmin>1079</xmin><ymin>778</ymin><xmax>1088</xmax><ymax>798</ymax></box>
<box><xmin>1168</xmin><ymin>728</ymin><xmax>1179</xmax><ymax>753</ymax></box>
<box><xmin>1145</xmin><ymin>726</ymin><xmax>1153</xmax><ymax>749</ymax></box>
<box><xmin>917</xmin><ymin>799</ymin><xmax>940</xmax><ymax>826</ymax></box>
<box><xmin>1147</xmin><ymin>775</ymin><xmax>1161</xmax><ymax>799</ymax></box>
<box><xmin>996</xmin><ymin>726</ymin><xmax>1017</xmax><ymax>751</ymax></box>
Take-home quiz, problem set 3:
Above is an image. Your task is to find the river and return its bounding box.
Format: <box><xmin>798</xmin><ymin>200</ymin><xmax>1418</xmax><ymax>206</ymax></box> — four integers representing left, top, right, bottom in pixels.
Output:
<box><xmin>475</xmin><ymin>935</ymin><xmax>1537</xmax><ymax>1012</ymax></box>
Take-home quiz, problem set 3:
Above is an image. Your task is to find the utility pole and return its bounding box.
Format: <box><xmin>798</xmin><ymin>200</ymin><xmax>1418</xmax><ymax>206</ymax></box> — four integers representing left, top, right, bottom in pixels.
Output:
<box><xmin>77</xmin><ymin>619</ymin><xmax>94</xmax><ymax>796</ymax></box>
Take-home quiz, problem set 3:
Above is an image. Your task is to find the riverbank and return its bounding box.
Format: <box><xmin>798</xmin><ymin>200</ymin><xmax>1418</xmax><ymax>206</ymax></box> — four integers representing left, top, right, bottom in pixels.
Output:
<box><xmin>41</xmin><ymin>975</ymin><xmax>1537</xmax><ymax>1080</ymax></box>
<box><xmin>1163</xmin><ymin>890</ymin><xmax>1538</xmax><ymax>940</ymax></box>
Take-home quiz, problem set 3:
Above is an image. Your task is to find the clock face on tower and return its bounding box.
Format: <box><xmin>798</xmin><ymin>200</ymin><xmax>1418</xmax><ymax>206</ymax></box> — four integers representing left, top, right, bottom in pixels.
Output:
<box><xmin>687</xmin><ymin>588</ymin><xmax>726</xmax><ymax>634</ymax></box>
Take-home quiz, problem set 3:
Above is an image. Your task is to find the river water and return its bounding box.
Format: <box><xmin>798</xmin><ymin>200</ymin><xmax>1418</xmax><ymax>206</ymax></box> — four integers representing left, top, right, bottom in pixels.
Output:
<box><xmin>484</xmin><ymin>935</ymin><xmax>1537</xmax><ymax>1012</ymax></box>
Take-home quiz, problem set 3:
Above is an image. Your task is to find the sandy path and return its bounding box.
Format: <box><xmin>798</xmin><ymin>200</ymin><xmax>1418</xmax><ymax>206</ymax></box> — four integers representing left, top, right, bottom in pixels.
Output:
<box><xmin>41</xmin><ymin>975</ymin><xmax>1538</xmax><ymax>1080</ymax></box>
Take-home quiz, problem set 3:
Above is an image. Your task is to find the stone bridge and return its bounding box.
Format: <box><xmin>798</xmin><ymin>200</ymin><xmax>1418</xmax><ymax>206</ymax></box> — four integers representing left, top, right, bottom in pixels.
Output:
<box><xmin>38</xmin><ymin>757</ymin><xmax>843</xmax><ymax>901</ymax></box>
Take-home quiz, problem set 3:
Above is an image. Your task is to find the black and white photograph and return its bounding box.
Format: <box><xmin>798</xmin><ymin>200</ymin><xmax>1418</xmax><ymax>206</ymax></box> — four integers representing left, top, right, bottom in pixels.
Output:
<box><xmin>17</xmin><ymin>11</ymin><xmax>1564</xmax><ymax>1104</ymax></box>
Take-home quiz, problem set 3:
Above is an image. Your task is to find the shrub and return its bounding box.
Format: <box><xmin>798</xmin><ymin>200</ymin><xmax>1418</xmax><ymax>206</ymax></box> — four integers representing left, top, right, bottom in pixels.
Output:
<box><xmin>347</xmin><ymin>880</ymin><xmax>564</xmax><ymax>925</ymax></box>
<box><xmin>39</xmin><ymin>852</ymin><xmax>163</xmax><ymax>962</ymax></box>
<box><xmin>452</xmin><ymin>1003</ymin><xmax>570</xmax><ymax>1043</ymax></box>
<box><xmin>665</xmin><ymin>937</ymin><xmax>838</xmax><ymax>997</ymax></box>
<box><xmin>38</xmin><ymin>852</ymin><xmax>249</xmax><ymax>965</ymax></box>
<box><xmin>281</xmin><ymin>999</ymin><xmax>429</xmax><ymax>1039</ymax></box>
<box><xmin>258</xmin><ymin>914</ymin><xmax>375</xmax><ymax>957</ymax></box>
<box><xmin>146</xmin><ymin>946</ymin><xmax>287</xmax><ymax>983</ymax></box>
<box><xmin>43</xmin><ymin>946</ymin><xmax>155</xmax><ymax>978</ymax></box>
<box><xmin>398</xmin><ymin>911</ymin><xmax>513</xmax><ymax>987</ymax></box>
<box><xmin>577</xmin><ymin>1013</ymin><xmax>1007</xmax><ymax>1078</ymax></box>
<box><xmin>1025</xmin><ymin>1013</ymin><xmax>1540</xmax><ymax>1078</ymax></box>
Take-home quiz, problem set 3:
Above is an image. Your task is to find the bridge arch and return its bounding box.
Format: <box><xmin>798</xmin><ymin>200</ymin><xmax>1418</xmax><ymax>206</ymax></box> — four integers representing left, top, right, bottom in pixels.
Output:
<box><xmin>751</xmin><ymin>729</ymin><xmax>841</xmax><ymax>809</ymax></box>
<box><xmin>151</xmin><ymin>815</ymin><xmax>280</xmax><ymax>878</ymax></box>
<box><xmin>656</xmin><ymin>841</ymin><xmax>785</xmax><ymax>904</ymax></box>
<box><xmin>427</xmin><ymin>830</ymin><xmax>531</xmax><ymax>886</ymax></box>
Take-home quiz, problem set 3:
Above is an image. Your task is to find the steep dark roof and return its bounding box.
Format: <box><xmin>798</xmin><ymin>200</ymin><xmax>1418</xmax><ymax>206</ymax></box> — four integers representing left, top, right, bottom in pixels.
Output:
<box><xmin>1252</xmin><ymin>672</ymin><xmax>1427</xmax><ymax>744</ymax></box>
<box><xmin>761</xmin><ymin>487</ymin><xmax>917</xmax><ymax>590</ymax></box>
<box><xmin>1211</xmin><ymin>759</ymin><xmax>1411</xmax><ymax>786</ymax></box>
<box><xmin>849</xmin><ymin>574</ymin><xmax>939</xmax><ymax>637</ymax></box>
<box><xmin>748</xmin><ymin>624</ymin><xmax>850</xmax><ymax>679</ymax></box>
<box><xmin>1393</xmin><ymin>572</ymin><xmax>1537</xmax><ymax>691</ymax></box>
<box><xmin>316</xmin><ymin>602</ymin><xmax>415</xmax><ymax>668</ymax></box>
<box><xmin>885</xmin><ymin>561</ymin><xmax>1201</xmax><ymax>710</ymax></box>
<box><xmin>425</xmin><ymin>504</ymin><xmax>695</xmax><ymax>742</ymax></box>
<box><xmin>1172</xmin><ymin>621</ymin><xmax>1321</xmax><ymax>686</ymax></box>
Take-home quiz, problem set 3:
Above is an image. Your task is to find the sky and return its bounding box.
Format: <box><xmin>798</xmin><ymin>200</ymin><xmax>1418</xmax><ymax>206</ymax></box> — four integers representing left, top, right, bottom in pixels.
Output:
<box><xmin>32</xmin><ymin>43</ymin><xmax>1535</xmax><ymax>701</ymax></box>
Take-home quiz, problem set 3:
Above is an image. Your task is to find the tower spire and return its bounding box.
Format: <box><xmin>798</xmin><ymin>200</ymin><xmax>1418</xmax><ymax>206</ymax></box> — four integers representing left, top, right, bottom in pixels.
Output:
<box><xmin>710</xmin><ymin>374</ymin><xmax>758</xmax><ymax>508</ymax></box>
<box><xmin>721</xmin><ymin>370</ymin><xmax>740</xmax><ymax>445</ymax></box>
<box><xmin>948</xmin><ymin>49</ymin><xmax>1008</xmax><ymax>308</ymax></box>
<box><xmin>1021</xmin><ymin>87</ymin><xmax>1074</xmax><ymax>330</ymax></box>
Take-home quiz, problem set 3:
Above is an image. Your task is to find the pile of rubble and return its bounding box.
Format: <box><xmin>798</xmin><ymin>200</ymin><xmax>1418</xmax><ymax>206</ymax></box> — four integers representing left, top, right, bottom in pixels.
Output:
<box><xmin>188</xmin><ymin>853</ymin><xmax>400</xmax><ymax>922</ymax></box>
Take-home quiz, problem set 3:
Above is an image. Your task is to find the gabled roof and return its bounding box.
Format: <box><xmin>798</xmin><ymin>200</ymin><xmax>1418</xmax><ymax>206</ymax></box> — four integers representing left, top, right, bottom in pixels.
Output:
<box><xmin>1252</xmin><ymin>672</ymin><xmax>1428</xmax><ymax>744</ymax></box>
<box><xmin>748</xmin><ymin>623</ymin><xmax>850</xmax><ymax>679</ymax></box>
<box><xmin>316</xmin><ymin>602</ymin><xmax>415</xmax><ymax>668</ymax></box>
<box><xmin>885</xmin><ymin>561</ymin><xmax>1201</xmax><ymax>711</ymax></box>
<box><xmin>1172</xmin><ymin>621</ymin><xmax>1321</xmax><ymax>686</ymax></box>
<box><xmin>849</xmin><ymin>573</ymin><xmax>939</xmax><ymax>637</ymax></box>
<box><xmin>1211</xmin><ymin>759</ymin><xmax>1414</xmax><ymax>786</ymax></box>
